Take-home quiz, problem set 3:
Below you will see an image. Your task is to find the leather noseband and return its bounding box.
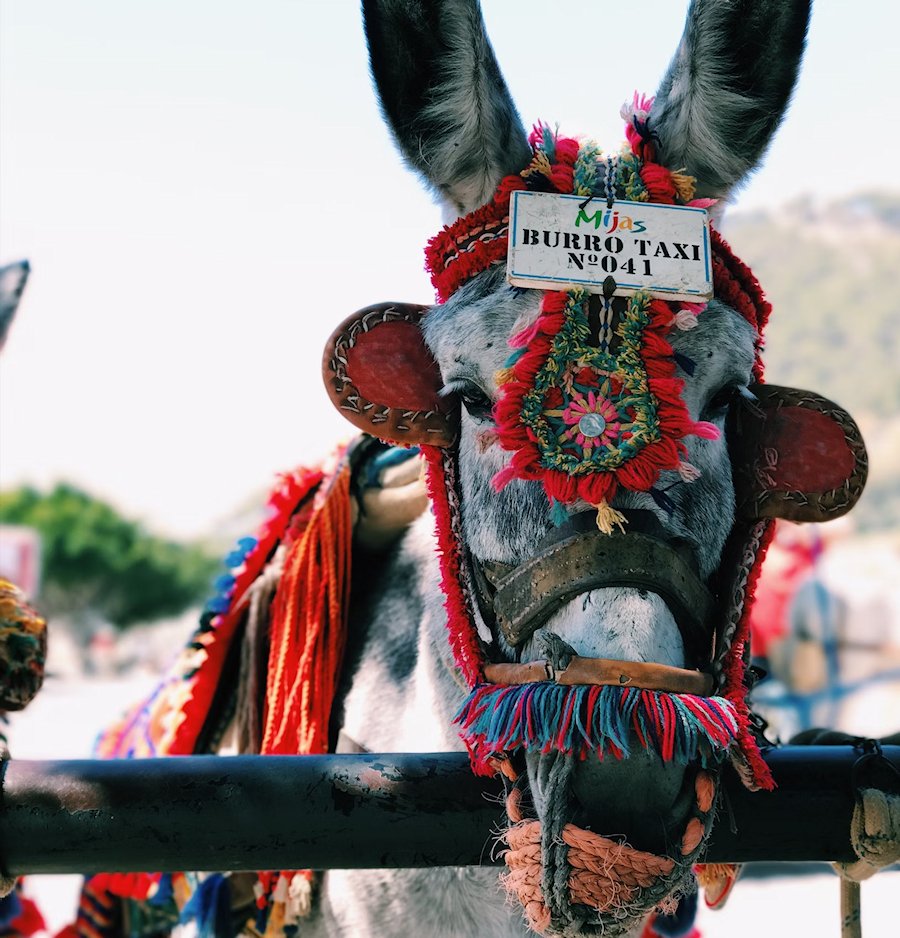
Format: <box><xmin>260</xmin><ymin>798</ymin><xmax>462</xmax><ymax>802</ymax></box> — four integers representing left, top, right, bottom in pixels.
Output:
<box><xmin>472</xmin><ymin>510</ymin><xmax>715</xmax><ymax>668</ymax></box>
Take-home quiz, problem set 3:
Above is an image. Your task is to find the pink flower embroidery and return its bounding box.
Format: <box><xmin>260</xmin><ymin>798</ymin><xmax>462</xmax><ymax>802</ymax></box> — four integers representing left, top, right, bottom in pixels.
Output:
<box><xmin>560</xmin><ymin>391</ymin><xmax>621</xmax><ymax>451</ymax></box>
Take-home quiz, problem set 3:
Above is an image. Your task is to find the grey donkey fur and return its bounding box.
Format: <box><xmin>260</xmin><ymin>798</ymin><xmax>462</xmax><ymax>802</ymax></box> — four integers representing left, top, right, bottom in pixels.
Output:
<box><xmin>301</xmin><ymin>1</ymin><xmax>811</xmax><ymax>935</ymax></box>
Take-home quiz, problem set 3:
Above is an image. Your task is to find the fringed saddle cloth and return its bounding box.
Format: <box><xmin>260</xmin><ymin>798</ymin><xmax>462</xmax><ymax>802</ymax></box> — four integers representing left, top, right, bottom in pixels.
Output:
<box><xmin>71</xmin><ymin>437</ymin><xmax>424</xmax><ymax>938</ymax></box>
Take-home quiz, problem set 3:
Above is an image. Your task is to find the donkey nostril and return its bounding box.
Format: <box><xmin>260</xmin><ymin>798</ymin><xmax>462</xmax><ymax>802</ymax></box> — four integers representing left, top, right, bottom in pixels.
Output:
<box><xmin>535</xmin><ymin>629</ymin><xmax>577</xmax><ymax>671</ymax></box>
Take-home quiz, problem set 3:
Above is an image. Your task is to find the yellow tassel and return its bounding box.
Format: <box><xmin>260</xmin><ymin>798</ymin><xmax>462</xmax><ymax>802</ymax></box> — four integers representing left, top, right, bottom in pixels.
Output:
<box><xmin>695</xmin><ymin>862</ymin><xmax>741</xmax><ymax>910</ymax></box>
<box><xmin>263</xmin><ymin>898</ymin><xmax>285</xmax><ymax>938</ymax></box>
<box><xmin>494</xmin><ymin>367</ymin><xmax>516</xmax><ymax>385</ymax></box>
<box><xmin>172</xmin><ymin>873</ymin><xmax>192</xmax><ymax>911</ymax></box>
<box><xmin>594</xmin><ymin>501</ymin><xmax>628</xmax><ymax>535</ymax></box>
<box><xmin>522</xmin><ymin>151</ymin><xmax>552</xmax><ymax>179</ymax></box>
<box><xmin>671</xmin><ymin>168</ymin><xmax>697</xmax><ymax>203</ymax></box>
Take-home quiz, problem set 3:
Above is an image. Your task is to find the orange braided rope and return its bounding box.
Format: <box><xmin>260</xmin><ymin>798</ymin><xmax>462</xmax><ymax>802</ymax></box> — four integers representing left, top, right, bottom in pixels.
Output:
<box><xmin>501</xmin><ymin>771</ymin><xmax>716</xmax><ymax>933</ymax></box>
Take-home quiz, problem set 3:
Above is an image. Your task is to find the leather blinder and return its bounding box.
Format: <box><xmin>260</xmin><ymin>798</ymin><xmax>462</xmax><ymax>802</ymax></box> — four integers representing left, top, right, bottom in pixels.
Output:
<box><xmin>730</xmin><ymin>384</ymin><xmax>868</xmax><ymax>523</ymax></box>
<box><xmin>322</xmin><ymin>302</ymin><xmax>459</xmax><ymax>448</ymax></box>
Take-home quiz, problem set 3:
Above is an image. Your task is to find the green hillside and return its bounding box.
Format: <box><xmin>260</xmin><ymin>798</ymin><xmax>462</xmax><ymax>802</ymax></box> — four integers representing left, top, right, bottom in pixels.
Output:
<box><xmin>727</xmin><ymin>193</ymin><xmax>900</xmax><ymax>418</ymax></box>
<box><xmin>726</xmin><ymin>194</ymin><xmax>900</xmax><ymax>532</ymax></box>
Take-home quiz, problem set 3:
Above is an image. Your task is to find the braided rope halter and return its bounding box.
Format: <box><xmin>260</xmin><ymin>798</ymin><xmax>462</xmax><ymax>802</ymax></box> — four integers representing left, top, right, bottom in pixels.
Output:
<box><xmin>420</xmin><ymin>98</ymin><xmax>776</xmax><ymax>935</ymax></box>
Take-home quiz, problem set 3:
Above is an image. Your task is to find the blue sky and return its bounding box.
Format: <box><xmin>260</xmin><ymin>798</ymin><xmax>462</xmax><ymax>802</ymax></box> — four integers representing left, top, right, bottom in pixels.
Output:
<box><xmin>1</xmin><ymin>1</ymin><xmax>897</xmax><ymax>537</ymax></box>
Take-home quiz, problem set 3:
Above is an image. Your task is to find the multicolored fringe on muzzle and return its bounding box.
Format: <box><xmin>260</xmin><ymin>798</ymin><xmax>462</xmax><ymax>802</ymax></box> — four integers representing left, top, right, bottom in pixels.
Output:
<box><xmin>455</xmin><ymin>683</ymin><xmax>738</xmax><ymax>775</ymax></box>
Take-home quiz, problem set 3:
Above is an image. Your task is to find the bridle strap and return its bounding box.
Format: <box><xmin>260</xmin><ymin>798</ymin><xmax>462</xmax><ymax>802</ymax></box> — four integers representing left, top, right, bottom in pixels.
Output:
<box><xmin>485</xmin><ymin>526</ymin><xmax>714</xmax><ymax>663</ymax></box>
<box><xmin>484</xmin><ymin>655</ymin><xmax>714</xmax><ymax>696</ymax></box>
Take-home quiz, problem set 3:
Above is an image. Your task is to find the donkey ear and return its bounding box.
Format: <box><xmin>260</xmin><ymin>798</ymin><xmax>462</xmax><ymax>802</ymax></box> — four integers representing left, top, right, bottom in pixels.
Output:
<box><xmin>0</xmin><ymin>260</ymin><xmax>31</xmax><ymax>351</ymax></box>
<box><xmin>322</xmin><ymin>302</ymin><xmax>459</xmax><ymax>448</ymax></box>
<box><xmin>730</xmin><ymin>385</ymin><xmax>868</xmax><ymax>524</ymax></box>
<box><xmin>650</xmin><ymin>0</ymin><xmax>811</xmax><ymax>198</ymax></box>
<box><xmin>363</xmin><ymin>0</ymin><xmax>530</xmax><ymax>218</ymax></box>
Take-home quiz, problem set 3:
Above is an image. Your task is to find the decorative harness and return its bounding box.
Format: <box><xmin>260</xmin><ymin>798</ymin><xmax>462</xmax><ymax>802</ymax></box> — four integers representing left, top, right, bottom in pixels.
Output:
<box><xmin>420</xmin><ymin>116</ymin><xmax>770</xmax><ymax>761</ymax></box>
<box><xmin>320</xmin><ymin>104</ymin><xmax>867</xmax><ymax>935</ymax></box>
<box><xmin>406</xmin><ymin>116</ymin><xmax>770</xmax><ymax>933</ymax></box>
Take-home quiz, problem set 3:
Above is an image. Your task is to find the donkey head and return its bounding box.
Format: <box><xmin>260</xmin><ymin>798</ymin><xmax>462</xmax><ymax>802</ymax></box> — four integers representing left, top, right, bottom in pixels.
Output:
<box><xmin>356</xmin><ymin>1</ymin><xmax>811</xmax><ymax>934</ymax></box>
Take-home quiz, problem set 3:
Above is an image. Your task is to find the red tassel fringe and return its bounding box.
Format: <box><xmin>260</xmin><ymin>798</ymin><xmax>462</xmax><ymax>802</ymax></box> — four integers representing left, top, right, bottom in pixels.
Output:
<box><xmin>491</xmin><ymin>291</ymin><xmax>718</xmax><ymax>504</ymax></box>
<box><xmin>422</xmin><ymin>445</ymin><xmax>483</xmax><ymax>688</ymax></box>
<box><xmin>261</xmin><ymin>464</ymin><xmax>353</xmax><ymax>755</ymax></box>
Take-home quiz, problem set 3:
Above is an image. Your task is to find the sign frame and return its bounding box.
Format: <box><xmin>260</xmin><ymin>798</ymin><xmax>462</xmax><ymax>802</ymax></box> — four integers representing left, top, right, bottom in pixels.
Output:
<box><xmin>507</xmin><ymin>191</ymin><xmax>713</xmax><ymax>302</ymax></box>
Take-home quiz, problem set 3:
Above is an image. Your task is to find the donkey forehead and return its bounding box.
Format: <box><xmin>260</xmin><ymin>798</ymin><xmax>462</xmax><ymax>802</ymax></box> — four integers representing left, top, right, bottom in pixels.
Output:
<box><xmin>422</xmin><ymin>267</ymin><xmax>540</xmax><ymax>381</ymax></box>
<box><xmin>422</xmin><ymin>267</ymin><xmax>757</xmax><ymax>393</ymax></box>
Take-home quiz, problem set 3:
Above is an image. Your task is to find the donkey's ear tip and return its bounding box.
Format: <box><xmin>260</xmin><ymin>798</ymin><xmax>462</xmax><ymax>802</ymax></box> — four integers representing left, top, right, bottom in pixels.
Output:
<box><xmin>652</xmin><ymin>0</ymin><xmax>812</xmax><ymax>197</ymax></box>
<box><xmin>0</xmin><ymin>260</ymin><xmax>31</xmax><ymax>294</ymax></box>
<box><xmin>0</xmin><ymin>258</ymin><xmax>31</xmax><ymax>276</ymax></box>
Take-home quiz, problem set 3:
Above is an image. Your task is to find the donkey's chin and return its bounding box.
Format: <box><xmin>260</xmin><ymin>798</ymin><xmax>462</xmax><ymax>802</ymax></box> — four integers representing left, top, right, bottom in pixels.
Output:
<box><xmin>526</xmin><ymin>749</ymin><xmax>693</xmax><ymax>855</ymax></box>
<box><xmin>512</xmin><ymin>749</ymin><xmax>700</xmax><ymax>936</ymax></box>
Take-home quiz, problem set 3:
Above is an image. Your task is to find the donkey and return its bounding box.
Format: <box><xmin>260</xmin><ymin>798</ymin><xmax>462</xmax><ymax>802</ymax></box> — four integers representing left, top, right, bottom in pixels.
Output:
<box><xmin>81</xmin><ymin>1</ymin><xmax>865</xmax><ymax>936</ymax></box>
<box><xmin>307</xmin><ymin>1</ymin><xmax>813</xmax><ymax>936</ymax></box>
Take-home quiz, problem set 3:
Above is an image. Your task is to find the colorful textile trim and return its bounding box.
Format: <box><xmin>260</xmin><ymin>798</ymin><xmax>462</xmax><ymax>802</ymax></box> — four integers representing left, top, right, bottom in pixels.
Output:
<box><xmin>94</xmin><ymin>467</ymin><xmax>326</xmax><ymax>759</ymax></box>
<box><xmin>82</xmin><ymin>451</ymin><xmax>355</xmax><ymax>938</ymax></box>
<box><xmin>0</xmin><ymin>882</ymin><xmax>47</xmax><ymax>938</ymax></box>
<box><xmin>260</xmin><ymin>460</ymin><xmax>353</xmax><ymax>756</ymax></box>
<box><xmin>717</xmin><ymin>518</ymin><xmax>776</xmax><ymax>791</ymax></box>
<box><xmin>0</xmin><ymin>579</ymin><xmax>46</xmax><ymax>712</ymax></box>
<box><xmin>455</xmin><ymin>682</ymin><xmax>738</xmax><ymax>776</ymax></box>
<box><xmin>421</xmin><ymin>445</ymin><xmax>484</xmax><ymax>687</ymax></box>
<box><xmin>66</xmin><ymin>874</ymin><xmax>122</xmax><ymax>938</ymax></box>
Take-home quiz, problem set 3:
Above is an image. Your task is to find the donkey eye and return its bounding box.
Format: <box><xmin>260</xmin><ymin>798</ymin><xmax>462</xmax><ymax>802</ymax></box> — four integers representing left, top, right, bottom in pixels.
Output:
<box><xmin>704</xmin><ymin>384</ymin><xmax>742</xmax><ymax>420</ymax></box>
<box><xmin>458</xmin><ymin>383</ymin><xmax>494</xmax><ymax>421</ymax></box>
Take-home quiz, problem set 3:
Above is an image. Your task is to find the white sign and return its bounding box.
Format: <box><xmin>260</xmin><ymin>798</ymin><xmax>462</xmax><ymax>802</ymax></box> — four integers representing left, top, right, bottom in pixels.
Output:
<box><xmin>507</xmin><ymin>191</ymin><xmax>712</xmax><ymax>301</ymax></box>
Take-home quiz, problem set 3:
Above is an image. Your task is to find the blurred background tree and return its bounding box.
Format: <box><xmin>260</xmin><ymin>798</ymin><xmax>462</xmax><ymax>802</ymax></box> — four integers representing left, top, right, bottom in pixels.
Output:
<box><xmin>0</xmin><ymin>483</ymin><xmax>218</xmax><ymax>628</ymax></box>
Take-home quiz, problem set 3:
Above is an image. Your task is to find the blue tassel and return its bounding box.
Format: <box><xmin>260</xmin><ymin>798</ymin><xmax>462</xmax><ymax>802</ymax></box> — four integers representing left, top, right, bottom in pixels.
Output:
<box><xmin>504</xmin><ymin>347</ymin><xmax>527</xmax><ymax>368</ymax></box>
<box><xmin>213</xmin><ymin>574</ymin><xmax>235</xmax><ymax>593</ymax></box>
<box><xmin>204</xmin><ymin>596</ymin><xmax>230</xmax><ymax>615</ymax></box>
<box><xmin>550</xmin><ymin>499</ymin><xmax>569</xmax><ymax>527</ymax></box>
<box><xmin>540</xmin><ymin>125</ymin><xmax>556</xmax><ymax>162</ymax></box>
<box><xmin>366</xmin><ymin>446</ymin><xmax>420</xmax><ymax>487</ymax></box>
<box><xmin>180</xmin><ymin>874</ymin><xmax>232</xmax><ymax>938</ymax></box>
<box><xmin>0</xmin><ymin>889</ymin><xmax>22</xmax><ymax>930</ymax></box>
<box><xmin>149</xmin><ymin>874</ymin><xmax>174</xmax><ymax>907</ymax></box>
